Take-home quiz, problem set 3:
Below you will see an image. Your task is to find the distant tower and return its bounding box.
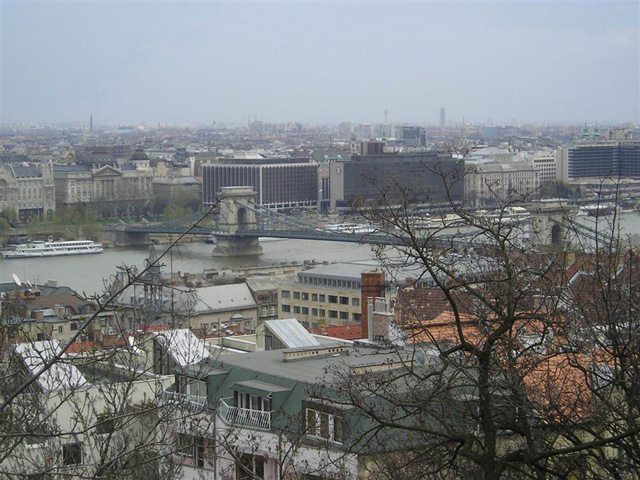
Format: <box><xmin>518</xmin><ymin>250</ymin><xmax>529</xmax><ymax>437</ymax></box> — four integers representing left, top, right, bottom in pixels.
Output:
<box><xmin>593</xmin><ymin>122</ymin><xmax>600</xmax><ymax>140</ymax></box>
<box><xmin>439</xmin><ymin>107</ymin><xmax>446</xmax><ymax>133</ymax></box>
<box><xmin>582</xmin><ymin>122</ymin><xmax>590</xmax><ymax>141</ymax></box>
<box><xmin>384</xmin><ymin>108</ymin><xmax>388</xmax><ymax>123</ymax></box>
<box><xmin>90</xmin><ymin>115</ymin><xmax>93</xmax><ymax>131</ymax></box>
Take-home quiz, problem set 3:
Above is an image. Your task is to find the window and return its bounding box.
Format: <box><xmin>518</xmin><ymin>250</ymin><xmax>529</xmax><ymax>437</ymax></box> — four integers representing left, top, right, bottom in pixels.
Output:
<box><xmin>352</xmin><ymin>298</ymin><xmax>360</xmax><ymax>307</ymax></box>
<box><xmin>328</xmin><ymin>295</ymin><xmax>338</xmax><ymax>304</ymax></box>
<box><xmin>62</xmin><ymin>442</ymin><xmax>83</xmax><ymax>466</ymax></box>
<box><xmin>319</xmin><ymin>294</ymin><xmax>325</xmax><ymax>302</ymax></box>
<box><xmin>339</xmin><ymin>311</ymin><xmax>349</xmax><ymax>320</ymax></box>
<box><xmin>70</xmin><ymin>322</ymin><xmax>78</xmax><ymax>331</ymax></box>
<box><xmin>176</xmin><ymin>433</ymin><xmax>195</xmax><ymax>457</ymax></box>
<box><xmin>237</xmin><ymin>453</ymin><xmax>264</xmax><ymax>480</ymax></box>
<box><xmin>96</xmin><ymin>414</ymin><xmax>115</xmax><ymax>435</ymax></box>
<box><xmin>293</xmin><ymin>291</ymin><xmax>301</xmax><ymax>300</ymax></box>
<box><xmin>312</xmin><ymin>308</ymin><xmax>318</xmax><ymax>316</ymax></box>
<box><xmin>301</xmin><ymin>292</ymin><xmax>309</xmax><ymax>301</ymax></box>
<box><xmin>301</xmin><ymin>307</ymin><xmax>309</xmax><ymax>315</ymax></box>
<box><xmin>58</xmin><ymin>326</ymin><xmax>63</xmax><ymax>334</ymax></box>
<box><xmin>261</xmin><ymin>307</ymin><xmax>267</xmax><ymax>316</ymax></box>
<box><xmin>329</xmin><ymin>310</ymin><xmax>338</xmax><ymax>319</ymax></box>
<box><xmin>340</xmin><ymin>296</ymin><xmax>349</xmax><ymax>305</ymax></box>
<box><xmin>281</xmin><ymin>290</ymin><xmax>290</xmax><ymax>299</ymax></box>
<box><xmin>319</xmin><ymin>309</ymin><xmax>326</xmax><ymax>318</ymax></box>
<box><xmin>353</xmin><ymin>313</ymin><xmax>362</xmax><ymax>321</ymax></box>
<box><xmin>270</xmin><ymin>306</ymin><xmax>276</xmax><ymax>315</ymax></box>
<box><xmin>282</xmin><ymin>304</ymin><xmax>291</xmax><ymax>313</ymax></box>
<box><xmin>293</xmin><ymin>306</ymin><xmax>301</xmax><ymax>314</ymax></box>
<box><xmin>312</xmin><ymin>293</ymin><xmax>318</xmax><ymax>302</ymax></box>
<box><xmin>234</xmin><ymin>391</ymin><xmax>271</xmax><ymax>412</ymax></box>
<box><xmin>305</xmin><ymin>408</ymin><xmax>344</xmax><ymax>444</ymax></box>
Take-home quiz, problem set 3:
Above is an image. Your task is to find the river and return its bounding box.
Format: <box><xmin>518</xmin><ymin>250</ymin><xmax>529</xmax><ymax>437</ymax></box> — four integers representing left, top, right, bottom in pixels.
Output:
<box><xmin>0</xmin><ymin>238</ymin><xmax>377</xmax><ymax>296</ymax></box>
<box><xmin>2</xmin><ymin>211</ymin><xmax>639</xmax><ymax>296</ymax></box>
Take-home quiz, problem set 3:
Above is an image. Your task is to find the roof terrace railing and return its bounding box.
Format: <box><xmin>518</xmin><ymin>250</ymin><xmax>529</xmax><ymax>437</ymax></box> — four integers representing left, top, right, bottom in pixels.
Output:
<box><xmin>218</xmin><ymin>397</ymin><xmax>271</xmax><ymax>431</ymax></box>
<box><xmin>162</xmin><ymin>388</ymin><xmax>207</xmax><ymax>412</ymax></box>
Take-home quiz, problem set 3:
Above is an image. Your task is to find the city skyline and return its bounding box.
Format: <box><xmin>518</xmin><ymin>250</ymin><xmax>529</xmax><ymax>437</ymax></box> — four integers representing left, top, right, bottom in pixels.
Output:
<box><xmin>1</xmin><ymin>1</ymin><xmax>638</xmax><ymax>125</ymax></box>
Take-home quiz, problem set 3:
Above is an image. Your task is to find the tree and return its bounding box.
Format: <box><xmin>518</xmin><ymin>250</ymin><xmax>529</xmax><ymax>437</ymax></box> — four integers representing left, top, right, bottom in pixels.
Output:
<box><xmin>0</xmin><ymin>205</ymin><xmax>221</xmax><ymax>479</ymax></box>
<box><xmin>313</xmin><ymin>168</ymin><xmax>640</xmax><ymax>479</ymax></box>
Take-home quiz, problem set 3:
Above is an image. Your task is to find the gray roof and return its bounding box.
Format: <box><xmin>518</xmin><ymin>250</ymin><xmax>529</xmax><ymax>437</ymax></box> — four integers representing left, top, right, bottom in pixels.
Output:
<box><xmin>193</xmin><ymin>283</ymin><xmax>257</xmax><ymax>313</ymax></box>
<box><xmin>476</xmin><ymin>162</ymin><xmax>536</xmax><ymax>173</ymax></box>
<box><xmin>265</xmin><ymin>318</ymin><xmax>321</xmax><ymax>348</ymax></box>
<box><xmin>234</xmin><ymin>379</ymin><xmax>291</xmax><ymax>394</ymax></box>
<box><xmin>208</xmin><ymin>345</ymin><xmax>410</xmax><ymax>385</ymax></box>
<box><xmin>298</xmin><ymin>260</ymin><xmax>434</xmax><ymax>287</ymax></box>
<box><xmin>10</xmin><ymin>165</ymin><xmax>42</xmax><ymax>178</ymax></box>
<box><xmin>246</xmin><ymin>273</ymin><xmax>297</xmax><ymax>293</ymax></box>
<box><xmin>53</xmin><ymin>164</ymin><xmax>91</xmax><ymax>173</ymax></box>
<box><xmin>152</xmin><ymin>176</ymin><xmax>199</xmax><ymax>185</ymax></box>
<box><xmin>299</xmin><ymin>262</ymin><xmax>380</xmax><ymax>281</ymax></box>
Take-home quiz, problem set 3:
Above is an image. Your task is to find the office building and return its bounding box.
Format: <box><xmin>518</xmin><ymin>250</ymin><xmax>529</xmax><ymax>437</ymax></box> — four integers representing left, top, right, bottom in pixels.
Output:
<box><xmin>202</xmin><ymin>158</ymin><xmax>318</xmax><ymax>210</ymax></box>
<box><xmin>329</xmin><ymin>143</ymin><xmax>463</xmax><ymax>208</ymax></box>
<box><xmin>568</xmin><ymin>140</ymin><xmax>640</xmax><ymax>179</ymax></box>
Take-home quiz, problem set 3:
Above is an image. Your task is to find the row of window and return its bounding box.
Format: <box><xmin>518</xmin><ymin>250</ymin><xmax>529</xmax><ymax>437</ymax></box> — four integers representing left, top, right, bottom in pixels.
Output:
<box><xmin>306</xmin><ymin>408</ymin><xmax>344</xmax><ymax>444</ymax></box>
<box><xmin>281</xmin><ymin>290</ymin><xmax>360</xmax><ymax>307</ymax></box>
<box><xmin>297</xmin><ymin>276</ymin><xmax>362</xmax><ymax>290</ymax></box>
<box><xmin>281</xmin><ymin>304</ymin><xmax>361</xmax><ymax>321</ymax></box>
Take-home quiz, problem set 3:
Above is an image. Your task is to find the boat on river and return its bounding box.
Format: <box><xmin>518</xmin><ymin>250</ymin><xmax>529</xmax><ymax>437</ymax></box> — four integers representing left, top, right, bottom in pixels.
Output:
<box><xmin>2</xmin><ymin>240</ymin><xmax>104</xmax><ymax>259</ymax></box>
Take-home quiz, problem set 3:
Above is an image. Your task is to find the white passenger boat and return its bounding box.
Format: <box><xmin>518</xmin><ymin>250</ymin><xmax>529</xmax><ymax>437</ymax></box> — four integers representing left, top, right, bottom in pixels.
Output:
<box><xmin>325</xmin><ymin>223</ymin><xmax>377</xmax><ymax>234</ymax></box>
<box><xmin>2</xmin><ymin>240</ymin><xmax>104</xmax><ymax>259</ymax></box>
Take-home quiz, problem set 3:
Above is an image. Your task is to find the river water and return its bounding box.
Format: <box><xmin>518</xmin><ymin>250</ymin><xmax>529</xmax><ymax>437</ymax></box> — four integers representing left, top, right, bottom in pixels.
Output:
<box><xmin>2</xmin><ymin>212</ymin><xmax>638</xmax><ymax>296</ymax></box>
<box><xmin>0</xmin><ymin>239</ymin><xmax>377</xmax><ymax>296</ymax></box>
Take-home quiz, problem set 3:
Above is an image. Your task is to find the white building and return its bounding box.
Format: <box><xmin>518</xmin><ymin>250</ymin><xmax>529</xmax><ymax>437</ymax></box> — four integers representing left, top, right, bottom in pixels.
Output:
<box><xmin>0</xmin><ymin>163</ymin><xmax>56</xmax><ymax>220</ymax></box>
<box><xmin>465</xmin><ymin>162</ymin><xmax>539</xmax><ymax>207</ymax></box>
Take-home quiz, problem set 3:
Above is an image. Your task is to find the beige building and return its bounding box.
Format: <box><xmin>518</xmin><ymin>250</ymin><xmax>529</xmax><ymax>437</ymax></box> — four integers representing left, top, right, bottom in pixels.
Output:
<box><xmin>465</xmin><ymin>162</ymin><xmax>539</xmax><ymax>207</ymax></box>
<box><xmin>0</xmin><ymin>163</ymin><xmax>56</xmax><ymax>220</ymax></box>
<box><xmin>278</xmin><ymin>263</ymin><xmax>366</xmax><ymax>330</ymax></box>
<box><xmin>53</xmin><ymin>164</ymin><xmax>153</xmax><ymax>216</ymax></box>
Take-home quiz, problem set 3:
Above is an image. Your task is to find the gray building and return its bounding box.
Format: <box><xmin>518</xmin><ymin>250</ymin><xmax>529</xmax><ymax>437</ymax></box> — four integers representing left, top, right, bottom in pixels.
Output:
<box><xmin>568</xmin><ymin>140</ymin><xmax>640</xmax><ymax>179</ymax></box>
<box><xmin>329</xmin><ymin>148</ymin><xmax>463</xmax><ymax>209</ymax></box>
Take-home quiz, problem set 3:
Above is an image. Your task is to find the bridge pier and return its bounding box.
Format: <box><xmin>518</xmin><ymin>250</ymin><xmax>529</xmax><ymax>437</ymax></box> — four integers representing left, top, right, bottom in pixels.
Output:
<box><xmin>211</xmin><ymin>186</ymin><xmax>264</xmax><ymax>257</ymax></box>
<box><xmin>212</xmin><ymin>237</ymin><xmax>263</xmax><ymax>257</ymax></box>
<box><xmin>103</xmin><ymin>226</ymin><xmax>150</xmax><ymax>247</ymax></box>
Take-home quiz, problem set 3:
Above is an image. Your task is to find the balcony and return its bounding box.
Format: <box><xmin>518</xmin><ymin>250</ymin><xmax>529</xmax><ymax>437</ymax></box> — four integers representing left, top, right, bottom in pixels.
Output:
<box><xmin>163</xmin><ymin>386</ymin><xmax>207</xmax><ymax>412</ymax></box>
<box><xmin>218</xmin><ymin>397</ymin><xmax>271</xmax><ymax>431</ymax></box>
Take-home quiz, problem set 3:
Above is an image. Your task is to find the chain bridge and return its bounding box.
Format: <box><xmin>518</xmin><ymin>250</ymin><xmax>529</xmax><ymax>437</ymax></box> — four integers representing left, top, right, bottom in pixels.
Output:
<box><xmin>104</xmin><ymin>187</ymin><xmax>605</xmax><ymax>256</ymax></box>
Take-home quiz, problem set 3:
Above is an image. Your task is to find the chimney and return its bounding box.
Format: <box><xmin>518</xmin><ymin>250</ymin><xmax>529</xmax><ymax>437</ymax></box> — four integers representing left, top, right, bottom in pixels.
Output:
<box><xmin>361</xmin><ymin>270</ymin><xmax>385</xmax><ymax>341</ymax></box>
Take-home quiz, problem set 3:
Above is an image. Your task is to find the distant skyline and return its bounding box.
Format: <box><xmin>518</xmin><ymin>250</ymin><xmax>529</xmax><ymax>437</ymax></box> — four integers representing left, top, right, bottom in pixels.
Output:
<box><xmin>1</xmin><ymin>1</ymin><xmax>638</xmax><ymax>126</ymax></box>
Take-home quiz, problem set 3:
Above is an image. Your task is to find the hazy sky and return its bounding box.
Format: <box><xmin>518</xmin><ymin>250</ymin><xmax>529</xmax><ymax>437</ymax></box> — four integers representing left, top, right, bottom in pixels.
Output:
<box><xmin>1</xmin><ymin>1</ymin><xmax>638</xmax><ymax>125</ymax></box>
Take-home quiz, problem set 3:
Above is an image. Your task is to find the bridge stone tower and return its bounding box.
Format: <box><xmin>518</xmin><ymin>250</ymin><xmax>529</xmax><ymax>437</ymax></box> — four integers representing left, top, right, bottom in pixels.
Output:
<box><xmin>212</xmin><ymin>186</ymin><xmax>263</xmax><ymax>257</ymax></box>
<box><xmin>529</xmin><ymin>201</ymin><xmax>574</xmax><ymax>247</ymax></box>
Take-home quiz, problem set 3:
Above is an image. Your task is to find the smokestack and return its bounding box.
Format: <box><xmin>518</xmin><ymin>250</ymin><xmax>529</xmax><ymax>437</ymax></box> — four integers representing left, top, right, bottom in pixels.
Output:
<box><xmin>367</xmin><ymin>298</ymin><xmax>374</xmax><ymax>342</ymax></box>
<box><xmin>361</xmin><ymin>270</ymin><xmax>385</xmax><ymax>341</ymax></box>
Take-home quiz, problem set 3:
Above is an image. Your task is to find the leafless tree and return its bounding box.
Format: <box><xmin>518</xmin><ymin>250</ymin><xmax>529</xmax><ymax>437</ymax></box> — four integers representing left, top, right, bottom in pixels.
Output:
<box><xmin>312</xmin><ymin>167</ymin><xmax>640</xmax><ymax>479</ymax></box>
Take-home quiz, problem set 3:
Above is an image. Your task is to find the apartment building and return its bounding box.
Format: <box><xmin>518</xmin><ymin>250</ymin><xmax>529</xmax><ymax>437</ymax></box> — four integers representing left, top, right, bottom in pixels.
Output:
<box><xmin>164</xmin><ymin>338</ymin><xmax>417</xmax><ymax>480</ymax></box>
<box><xmin>278</xmin><ymin>263</ymin><xmax>367</xmax><ymax>329</ymax></box>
